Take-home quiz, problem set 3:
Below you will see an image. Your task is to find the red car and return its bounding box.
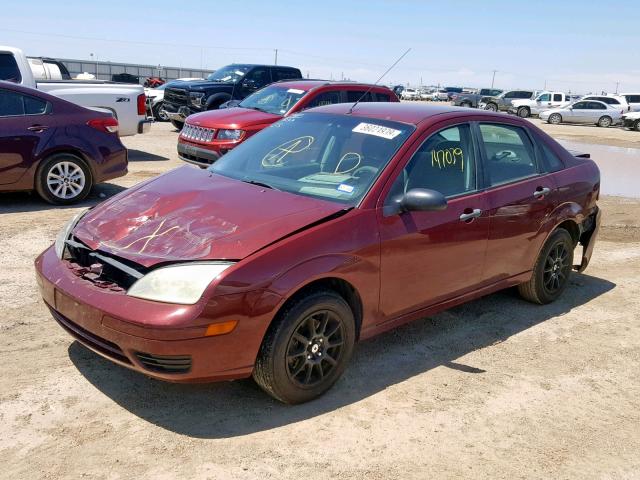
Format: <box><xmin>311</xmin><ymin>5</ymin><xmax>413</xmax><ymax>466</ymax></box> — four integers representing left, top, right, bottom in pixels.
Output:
<box><xmin>0</xmin><ymin>81</ymin><xmax>127</xmax><ymax>204</ymax></box>
<box><xmin>36</xmin><ymin>103</ymin><xmax>600</xmax><ymax>404</ymax></box>
<box><xmin>177</xmin><ymin>80</ymin><xmax>398</xmax><ymax>166</ymax></box>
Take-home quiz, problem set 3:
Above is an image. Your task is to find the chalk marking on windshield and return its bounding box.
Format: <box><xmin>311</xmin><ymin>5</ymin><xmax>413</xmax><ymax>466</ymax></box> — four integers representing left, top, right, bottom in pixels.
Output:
<box><xmin>334</xmin><ymin>152</ymin><xmax>362</xmax><ymax>174</ymax></box>
<box><xmin>261</xmin><ymin>136</ymin><xmax>314</xmax><ymax>167</ymax></box>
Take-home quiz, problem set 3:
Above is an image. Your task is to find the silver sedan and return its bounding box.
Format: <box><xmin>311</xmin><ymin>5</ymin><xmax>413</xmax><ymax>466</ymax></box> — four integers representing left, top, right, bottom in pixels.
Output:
<box><xmin>539</xmin><ymin>100</ymin><xmax>623</xmax><ymax>127</ymax></box>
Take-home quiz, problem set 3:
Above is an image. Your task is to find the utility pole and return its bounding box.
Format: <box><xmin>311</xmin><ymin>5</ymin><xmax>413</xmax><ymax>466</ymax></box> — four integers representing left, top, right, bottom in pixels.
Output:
<box><xmin>615</xmin><ymin>81</ymin><xmax>620</xmax><ymax>94</ymax></box>
<box><xmin>274</xmin><ymin>49</ymin><xmax>278</xmax><ymax>65</ymax></box>
<box><xmin>544</xmin><ymin>79</ymin><xmax>547</xmax><ymax>90</ymax></box>
<box><xmin>491</xmin><ymin>70</ymin><xmax>497</xmax><ymax>88</ymax></box>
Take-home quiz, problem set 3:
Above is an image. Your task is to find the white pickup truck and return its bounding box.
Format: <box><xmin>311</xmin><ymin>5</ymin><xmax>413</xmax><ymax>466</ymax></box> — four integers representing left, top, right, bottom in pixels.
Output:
<box><xmin>0</xmin><ymin>46</ymin><xmax>151</xmax><ymax>136</ymax></box>
<box><xmin>508</xmin><ymin>91</ymin><xmax>571</xmax><ymax>118</ymax></box>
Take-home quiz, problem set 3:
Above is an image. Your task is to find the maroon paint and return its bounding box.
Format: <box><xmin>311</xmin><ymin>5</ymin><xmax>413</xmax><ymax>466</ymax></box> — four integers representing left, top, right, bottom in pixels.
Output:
<box><xmin>35</xmin><ymin>103</ymin><xmax>600</xmax><ymax>383</ymax></box>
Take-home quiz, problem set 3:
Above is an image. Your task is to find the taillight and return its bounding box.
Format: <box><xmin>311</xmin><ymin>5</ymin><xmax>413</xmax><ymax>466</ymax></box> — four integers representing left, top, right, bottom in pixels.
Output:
<box><xmin>137</xmin><ymin>93</ymin><xmax>146</xmax><ymax>116</ymax></box>
<box><xmin>88</xmin><ymin>117</ymin><xmax>119</xmax><ymax>133</ymax></box>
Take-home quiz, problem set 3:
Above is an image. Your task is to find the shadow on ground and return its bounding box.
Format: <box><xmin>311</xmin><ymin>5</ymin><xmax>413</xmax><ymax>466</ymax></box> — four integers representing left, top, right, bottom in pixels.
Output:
<box><xmin>69</xmin><ymin>273</ymin><xmax>615</xmax><ymax>439</ymax></box>
<box><xmin>128</xmin><ymin>149</ymin><xmax>169</xmax><ymax>162</ymax></box>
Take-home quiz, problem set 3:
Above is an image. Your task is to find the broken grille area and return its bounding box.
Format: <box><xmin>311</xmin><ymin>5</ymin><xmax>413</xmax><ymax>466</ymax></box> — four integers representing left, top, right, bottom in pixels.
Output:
<box><xmin>135</xmin><ymin>352</ymin><xmax>192</xmax><ymax>374</ymax></box>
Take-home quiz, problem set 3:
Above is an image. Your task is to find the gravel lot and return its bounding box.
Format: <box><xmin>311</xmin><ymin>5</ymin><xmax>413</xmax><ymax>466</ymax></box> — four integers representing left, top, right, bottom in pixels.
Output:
<box><xmin>1</xmin><ymin>120</ymin><xmax>639</xmax><ymax>479</ymax></box>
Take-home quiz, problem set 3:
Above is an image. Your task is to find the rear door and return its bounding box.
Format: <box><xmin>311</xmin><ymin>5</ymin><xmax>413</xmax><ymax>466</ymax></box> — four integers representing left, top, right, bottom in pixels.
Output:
<box><xmin>568</xmin><ymin>101</ymin><xmax>590</xmax><ymax>123</ymax></box>
<box><xmin>476</xmin><ymin>122</ymin><xmax>558</xmax><ymax>284</ymax></box>
<box><xmin>0</xmin><ymin>88</ymin><xmax>53</xmax><ymax>185</ymax></box>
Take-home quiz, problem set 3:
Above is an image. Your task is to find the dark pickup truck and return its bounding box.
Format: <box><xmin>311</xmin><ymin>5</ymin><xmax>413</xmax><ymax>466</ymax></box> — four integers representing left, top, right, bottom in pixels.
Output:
<box><xmin>453</xmin><ymin>88</ymin><xmax>503</xmax><ymax>108</ymax></box>
<box><xmin>162</xmin><ymin>63</ymin><xmax>302</xmax><ymax>129</ymax></box>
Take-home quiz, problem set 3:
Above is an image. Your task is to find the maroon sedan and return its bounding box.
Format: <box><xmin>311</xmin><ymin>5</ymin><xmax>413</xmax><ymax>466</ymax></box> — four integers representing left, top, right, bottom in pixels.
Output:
<box><xmin>177</xmin><ymin>80</ymin><xmax>398</xmax><ymax>166</ymax></box>
<box><xmin>0</xmin><ymin>81</ymin><xmax>127</xmax><ymax>204</ymax></box>
<box><xmin>36</xmin><ymin>103</ymin><xmax>600</xmax><ymax>403</ymax></box>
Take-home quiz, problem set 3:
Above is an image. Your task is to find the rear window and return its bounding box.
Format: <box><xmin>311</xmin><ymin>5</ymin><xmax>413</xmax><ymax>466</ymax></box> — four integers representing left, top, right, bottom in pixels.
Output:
<box><xmin>273</xmin><ymin>69</ymin><xmax>301</xmax><ymax>81</ymax></box>
<box><xmin>624</xmin><ymin>94</ymin><xmax>640</xmax><ymax>103</ymax></box>
<box><xmin>375</xmin><ymin>92</ymin><xmax>391</xmax><ymax>102</ymax></box>
<box><xmin>0</xmin><ymin>89</ymin><xmax>49</xmax><ymax>116</ymax></box>
<box><xmin>0</xmin><ymin>53</ymin><xmax>22</xmax><ymax>83</ymax></box>
<box><xmin>553</xmin><ymin>93</ymin><xmax>563</xmax><ymax>102</ymax></box>
<box><xmin>346</xmin><ymin>91</ymin><xmax>372</xmax><ymax>103</ymax></box>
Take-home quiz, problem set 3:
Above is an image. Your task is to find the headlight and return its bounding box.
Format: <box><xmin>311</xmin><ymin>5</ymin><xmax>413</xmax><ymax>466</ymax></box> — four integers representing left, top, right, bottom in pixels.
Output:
<box><xmin>216</xmin><ymin>129</ymin><xmax>244</xmax><ymax>141</ymax></box>
<box><xmin>189</xmin><ymin>92</ymin><xmax>206</xmax><ymax>107</ymax></box>
<box><xmin>54</xmin><ymin>209</ymin><xmax>88</xmax><ymax>259</ymax></box>
<box><xmin>127</xmin><ymin>262</ymin><xmax>234</xmax><ymax>304</ymax></box>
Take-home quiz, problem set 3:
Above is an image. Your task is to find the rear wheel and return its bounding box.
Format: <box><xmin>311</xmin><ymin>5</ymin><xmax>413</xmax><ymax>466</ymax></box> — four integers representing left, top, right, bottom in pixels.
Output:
<box><xmin>634</xmin><ymin>119</ymin><xmax>640</xmax><ymax>132</ymax></box>
<box><xmin>548</xmin><ymin>113</ymin><xmax>562</xmax><ymax>125</ymax></box>
<box><xmin>35</xmin><ymin>154</ymin><xmax>92</xmax><ymax>205</ymax></box>
<box><xmin>170</xmin><ymin>120</ymin><xmax>184</xmax><ymax>130</ymax></box>
<box><xmin>461</xmin><ymin>101</ymin><xmax>472</xmax><ymax>108</ymax></box>
<box><xmin>518</xmin><ymin>228</ymin><xmax>574</xmax><ymax>304</ymax></box>
<box><xmin>485</xmin><ymin>103</ymin><xmax>498</xmax><ymax>112</ymax></box>
<box><xmin>253</xmin><ymin>290</ymin><xmax>356</xmax><ymax>404</ymax></box>
<box><xmin>517</xmin><ymin>106</ymin><xmax>530</xmax><ymax>118</ymax></box>
<box><xmin>597</xmin><ymin>115</ymin><xmax>612</xmax><ymax>127</ymax></box>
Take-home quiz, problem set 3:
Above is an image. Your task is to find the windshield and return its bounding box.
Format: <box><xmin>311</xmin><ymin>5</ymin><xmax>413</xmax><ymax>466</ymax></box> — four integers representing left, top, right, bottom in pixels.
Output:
<box><xmin>209</xmin><ymin>113</ymin><xmax>414</xmax><ymax>204</ymax></box>
<box><xmin>206</xmin><ymin>65</ymin><xmax>251</xmax><ymax>83</ymax></box>
<box><xmin>239</xmin><ymin>85</ymin><xmax>307</xmax><ymax>115</ymax></box>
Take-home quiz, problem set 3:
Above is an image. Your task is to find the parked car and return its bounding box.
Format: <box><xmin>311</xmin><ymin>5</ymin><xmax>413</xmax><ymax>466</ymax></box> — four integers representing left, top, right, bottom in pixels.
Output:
<box><xmin>431</xmin><ymin>89</ymin><xmax>449</xmax><ymax>101</ymax></box>
<box><xmin>445</xmin><ymin>87</ymin><xmax>463</xmax><ymax>101</ymax></box>
<box><xmin>178</xmin><ymin>80</ymin><xmax>398</xmax><ymax>166</ymax></box>
<box><xmin>508</xmin><ymin>91</ymin><xmax>571</xmax><ymax>118</ymax></box>
<box><xmin>621</xmin><ymin>111</ymin><xmax>640</xmax><ymax>131</ymax></box>
<box><xmin>479</xmin><ymin>90</ymin><xmax>535</xmax><ymax>112</ymax></box>
<box><xmin>0</xmin><ymin>81</ymin><xmax>127</xmax><ymax>204</ymax></box>
<box><xmin>145</xmin><ymin>78</ymin><xmax>203</xmax><ymax>121</ymax></box>
<box><xmin>392</xmin><ymin>85</ymin><xmax>404</xmax><ymax>99</ymax></box>
<box><xmin>539</xmin><ymin>100</ymin><xmax>624</xmax><ymax>127</ymax></box>
<box><xmin>1</xmin><ymin>46</ymin><xmax>150</xmax><ymax>137</ymax></box>
<box><xmin>162</xmin><ymin>64</ymin><xmax>302</xmax><ymax>130</ymax></box>
<box><xmin>453</xmin><ymin>88</ymin><xmax>503</xmax><ymax>108</ymax></box>
<box><xmin>37</xmin><ymin>102</ymin><xmax>600</xmax><ymax>404</ymax></box>
<box><xmin>620</xmin><ymin>93</ymin><xmax>640</xmax><ymax>112</ymax></box>
<box><xmin>581</xmin><ymin>95</ymin><xmax>630</xmax><ymax>112</ymax></box>
<box><xmin>401</xmin><ymin>88</ymin><xmax>418</xmax><ymax>100</ymax></box>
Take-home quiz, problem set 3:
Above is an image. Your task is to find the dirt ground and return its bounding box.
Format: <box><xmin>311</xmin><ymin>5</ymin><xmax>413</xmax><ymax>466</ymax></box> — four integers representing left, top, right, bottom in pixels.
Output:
<box><xmin>1</xmin><ymin>122</ymin><xmax>639</xmax><ymax>480</ymax></box>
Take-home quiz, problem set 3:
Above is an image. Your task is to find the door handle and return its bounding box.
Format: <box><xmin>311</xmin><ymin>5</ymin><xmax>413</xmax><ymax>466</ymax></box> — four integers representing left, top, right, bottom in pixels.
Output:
<box><xmin>27</xmin><ymin>125</ymin><xmax>49</xmax><ymax>132</ymax></box>
<box><xmin>459</xmin><ymin>208</ymin><xmax>482</xmax><ymax>222</ymax></box>
<box><xmin>533</xmin><ymin>187</ymin><xmax>551</xmax><ymax>198</ymax></box>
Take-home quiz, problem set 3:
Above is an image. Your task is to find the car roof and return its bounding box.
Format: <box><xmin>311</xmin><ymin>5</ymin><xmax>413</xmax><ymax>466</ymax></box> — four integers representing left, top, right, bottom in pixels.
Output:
<box><xmin>307</xmin><ymin>102</ymin><xmax>493</xmax><ymax>125</ymax></box>
<box><xmin>270</xmin><ymin>80</ymin><xmax>393</xmax><ymax>92</ymax></box>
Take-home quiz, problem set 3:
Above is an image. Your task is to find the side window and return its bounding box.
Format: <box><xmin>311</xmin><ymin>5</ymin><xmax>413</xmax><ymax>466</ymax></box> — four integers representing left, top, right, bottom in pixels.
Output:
<box><xmin>385</xmin><ymin>124</ymin><xmax>476</xmax><ymax>203</ymax></box>
<box><xmin>273</xmin><ymin>69</ymin><xmax>300</xmax><ymax>81</ymax></box>
<box><xmin>346</xmin><ymin>91</ymin><xmax>372</xmax><ymax>103</ymax></box>
<box><xmin>0</xmin><ymin>53</ymin><xmax>22</xmax><ymax>83</ymax></box>
<box><xmin>539</xmin><ymin>141</ymin><xmax>564</xmax><ymax>173</ymax></box>
<box><xmin>504</xmin><ymin>91</ymin><xmax>516</xmax><ymax>99</ymax></box>
<box><xmin>589</xmin><ymin>102</ymin><xmax>606</xmax><ymax>110</ymax></box>
<box><xmin>626</xmin><ymin>95</ymin><xmax>640</xmax><ymax>103</ymax></box>
<box><xmin>307</xmin><ymin>91</ymin><xmax>343</xmax><ymax>108</ymax></box>
<box><xmin>553</xmin><ymin>93</ymin><xmax>563</xmax><ymax>102</ymax></box>
<box><xmin>245</xmin><ymin>68</ymin><xmax>271</xmax><ymax>89</ymax></box>
<box><xmin>538</xmin><ymin>93</ymin><xmax>551</xmax><ymax>101</ymax></box>
<box><xmin>478</xmin><ymin>124</ymin><xmax>537</xmax><ymax>186</ymax></box>
<box><xmin>519</xmin><ymin>91</ymin><xmax>533</xmax><ymax>99</ymax></box>
<box><xmin>573</xmin><ymin>101</ymin><xmax>588</xmax><ymax>109</ymax></box>
<box><xmin>0</xmin><ymin>89</ymin><xmax>26</xmax><ymax>116</ymax></box>
<box><xmin>375</xmin><ymin>93</ymin><xmax>391</xmax><ymax>102</ymax></box>
<box><xmin>24</xmin><ymin>95</ymin><xmax>48</xmax><ymax>115</ymax></box>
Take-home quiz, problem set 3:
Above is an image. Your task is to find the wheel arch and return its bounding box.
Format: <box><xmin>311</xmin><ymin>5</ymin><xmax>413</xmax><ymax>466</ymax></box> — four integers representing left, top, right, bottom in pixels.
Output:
<box><xmin>205</xmin><ymin>92</ymin><xmax>233</xmax><ymax>110</ymax></box>
<box><xmin>33</xmin><ymin>148</ymin><xmax>95</xmax><ymax>189</ymax></box>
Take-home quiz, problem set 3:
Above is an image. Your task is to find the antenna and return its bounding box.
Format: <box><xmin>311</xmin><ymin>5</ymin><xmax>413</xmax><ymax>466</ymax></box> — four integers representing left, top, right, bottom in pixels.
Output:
<box><xmin>348</xmin><ymin>48</ymin><xmax>411</xmax><ymax>114</ymax></box>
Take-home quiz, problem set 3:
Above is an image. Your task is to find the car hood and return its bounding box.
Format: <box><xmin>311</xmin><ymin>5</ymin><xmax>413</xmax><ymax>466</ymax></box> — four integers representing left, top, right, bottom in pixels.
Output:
<box><xmin>178</xmin><ymin>80</ymin><xmax>232</xmax><ymax>90</ymax></box>
<box><xmin>187</xmin><ymin>107</ymin><xmax>281</xmax><ymax>129</ymax></box>
<box><xmin>72</xmin><ymin>166</ymin><xmax>348</xmax><ymax>267</ymax></box>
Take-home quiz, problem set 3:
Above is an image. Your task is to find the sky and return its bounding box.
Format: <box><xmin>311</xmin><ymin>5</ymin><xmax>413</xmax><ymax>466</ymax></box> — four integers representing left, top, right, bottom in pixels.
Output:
<box><xmin>3</xmin><ymin>0</ymin><xmax>640</xmax><ymax>94</ymax></box>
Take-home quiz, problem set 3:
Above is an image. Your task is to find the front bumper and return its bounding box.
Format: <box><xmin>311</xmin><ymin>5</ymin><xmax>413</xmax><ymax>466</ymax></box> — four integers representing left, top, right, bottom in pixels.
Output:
<box><xmin>35</xmin><ymin>246</ymin><xmax>276</xmax><ymax>383</ymax></box>
<box><xmin>177</xmin><ymin>141</ymin><xmax>222</xmax><ymax>167</ymax></box>
<box><xmin>622</xmin><ymin>118</ymin><xmax>639</xmax><ymax>129</ymax></box>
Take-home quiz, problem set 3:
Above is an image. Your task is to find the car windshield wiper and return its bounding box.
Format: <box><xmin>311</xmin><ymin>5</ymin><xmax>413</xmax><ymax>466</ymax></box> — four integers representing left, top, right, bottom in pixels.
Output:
<box><xmin>242</xmin><ymin>179</ymin><xmax>280</xmax><ymax>191</ymax></box>
<box><xmin>244</xmin><ymin>105</ymin><xmax>270</xmax><ymax>113</ymax></box>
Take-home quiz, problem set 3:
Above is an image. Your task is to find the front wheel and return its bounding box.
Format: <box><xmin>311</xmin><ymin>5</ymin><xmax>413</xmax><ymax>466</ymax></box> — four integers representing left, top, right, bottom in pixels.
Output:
<box><xmin>460</xmin><ymin>101</ymin><xmax>472</xmax><ymax>108</ymax></box>
<box><xmin>517</xmin><ymin>106</ymin><xmax>530</xmax><ymax>118</ymax></box>
<box><xmin>35</xmin><ymin>154</ymin><xmax>92</xmax><ymax>205</ymax></box>
<box><xmin>597</xmin><ymin>116</ymin><xmax>612</xmax><ymax>127</ymax></box>
<box><xmin>634</xmin><ymin>119</ymin><xmax>640</xmax><ymax>132</ymax></box>
<box><xmin>153</xmin><ymin>102</ymin><xmax>169</xmax><ymax>121</ymax></box>
<box><xmin>253</xmin><ymin>290</ymin><xmax>356</xmax><ymax>404</ymax></box>
<box><xmin>548</xmin><ymin>113</ymin><xmax>562</xmax><ymax>125</ymax></box>
<box><xmin>485</xmin><ymin>103</ymin><xmax>498</xmax><ymax>112</ymax></box>
<box><xmin>518</xmin><ymin>228</ymin><xmax>574</xmax><ymax>304</ymax></box>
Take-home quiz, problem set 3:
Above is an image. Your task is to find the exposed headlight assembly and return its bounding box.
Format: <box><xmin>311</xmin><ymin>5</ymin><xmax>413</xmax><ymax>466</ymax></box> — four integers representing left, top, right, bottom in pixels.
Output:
<box><xmin>189</xmin><ymin>92</ymin><xmax>206</xmax><ymax>107</ymax></box>
<box><xmin>54</xmin><ymin>209</ymin><xmax>89</xmax><ymax>259</ymax></box>
<box><xmin>127</xmin><ymin>262</ymin><xmax>235</xmax><ymax>305</ymax></box>
<box><xmin>216</xmin><ymin>129</ymin><xmax>244</xmax><ymax>141</ymax></box>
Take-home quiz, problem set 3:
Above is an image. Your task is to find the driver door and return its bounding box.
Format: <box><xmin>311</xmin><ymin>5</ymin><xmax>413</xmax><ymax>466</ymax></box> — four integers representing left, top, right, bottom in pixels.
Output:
<box><xmin>377</xmin><ymin>123</ymin><xmax>490</xmax><ymax>320</ymax></box>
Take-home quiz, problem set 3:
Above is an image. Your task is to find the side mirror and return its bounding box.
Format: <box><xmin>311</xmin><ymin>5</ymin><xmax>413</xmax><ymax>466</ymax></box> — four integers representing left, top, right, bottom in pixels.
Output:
<box><xmin>395</xmin><ymin>188</ymin><xmax>447</xmax><ymax>214</ymax></box>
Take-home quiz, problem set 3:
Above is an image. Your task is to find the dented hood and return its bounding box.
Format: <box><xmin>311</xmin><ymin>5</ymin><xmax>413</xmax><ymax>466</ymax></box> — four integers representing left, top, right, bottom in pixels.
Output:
<box><xmin>73</xmin><ymin>166</ymin><xmax>345</xmax><ymax>267</ymax></box>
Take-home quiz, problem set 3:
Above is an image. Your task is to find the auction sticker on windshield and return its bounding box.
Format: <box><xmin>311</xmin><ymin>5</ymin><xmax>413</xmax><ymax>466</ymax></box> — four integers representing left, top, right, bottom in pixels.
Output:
<box><xmin>287</xmin><ymin>88</ymin><xmax>305</xmax><ymax>94</ymax></box>
<box><xmin>352</xmin><ymin>122</ymin><xmax>402</xmax><ymax>140</ymax></box>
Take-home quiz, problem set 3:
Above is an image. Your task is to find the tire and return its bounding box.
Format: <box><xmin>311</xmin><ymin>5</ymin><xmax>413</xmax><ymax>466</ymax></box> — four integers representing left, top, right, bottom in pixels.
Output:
<box><xmin>634</xmin><ymin>119</ymin><xmax>640</xmax><ymax>132</ymax></box>
<box><xmin>548</xmin><ymin>113</ymin><xmax>562</xmax><ymax>125</ymax></box>
<box><xmin>253</xmin><ymin>289</ymin><xmax>356</xmax><ymax>404</ymax></box>
<box><xmin>517</xmin><ymin>106</ymin><xmax>530</xmax><ymax>118</ymax></box>
<box><xmin>35</xmin><ymin>153</ymin><xmax>92</xmax><ymax>205</ymax></box>
<box><xmin>153</xmin><ymin>102</ymin><xmax>169</xmax><ymax>121</ymax></box>
<box><xmin>170</xmin><ymin>120</ymin><xmax>184</xmax><ymax>130</ymax></box>
<box><xmin>461</xmin><ymin>101</ymin><xmax>472</xmax><ymax>108</ymax></box>
<box><xmin>485</xmin><ymin>103</ymin><xmax>498</xmax><ymax>112</ymax></box>
<box><xmin>518</xmin><ymin>228</ymin><xmax>574</xmax><ymax>304</ymax></box>
<box><xmin>597</xmin><ymin>116</ymin><xmax>612</xmax><ymax>127</ymax></box>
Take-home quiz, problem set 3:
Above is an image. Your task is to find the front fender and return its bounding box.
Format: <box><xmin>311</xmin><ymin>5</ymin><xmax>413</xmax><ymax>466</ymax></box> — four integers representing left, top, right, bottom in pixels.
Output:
<box><xmin>205</xmin><ymin>93</ymin><xmax>232</xmax><ymax>110</ymax></box>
